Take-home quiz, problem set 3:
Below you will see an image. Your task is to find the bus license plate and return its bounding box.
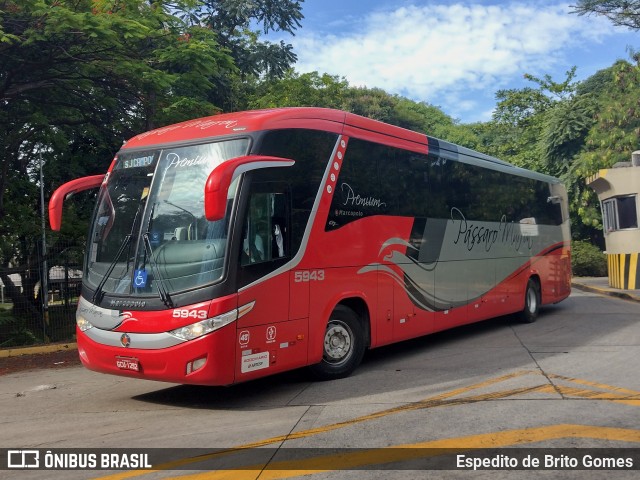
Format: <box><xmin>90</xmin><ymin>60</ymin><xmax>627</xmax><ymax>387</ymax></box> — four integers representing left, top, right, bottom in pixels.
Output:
<box><xmin>116</xmin><ymin>357</ymin><xmax>140</xmax><ymax>372</ymax></box>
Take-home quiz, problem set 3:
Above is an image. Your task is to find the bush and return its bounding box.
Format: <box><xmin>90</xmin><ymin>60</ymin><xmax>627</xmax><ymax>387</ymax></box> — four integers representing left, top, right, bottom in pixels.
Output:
<box><xmin>571</xmin><ymin>240</ymin><xmax>607</xmax><ymax>277</ymax></box>
<box><xmin>0</xmin><ymin>309</ymin><xmax>38</xmax><ymax>348</ymax></box>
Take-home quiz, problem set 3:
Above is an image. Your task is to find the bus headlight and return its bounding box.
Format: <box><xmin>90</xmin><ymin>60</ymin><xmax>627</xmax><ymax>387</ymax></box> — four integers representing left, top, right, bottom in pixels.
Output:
<box><xmin>76</xmin><ymin>315</ymin><xmax>94</xmax><ymax>332</ymax></box>
<box><xmin>169</xmin><ymin>310</ymin><xmax>238</xmax><ymax>341</ymax></box>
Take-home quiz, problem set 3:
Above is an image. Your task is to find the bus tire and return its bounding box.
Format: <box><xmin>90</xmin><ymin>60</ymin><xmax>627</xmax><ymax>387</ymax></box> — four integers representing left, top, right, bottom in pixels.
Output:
<box><xmin>520</xmin><ymin>278</ymin><xmax>541</xmax><ymax>323</ymax></box>
<box><xmin>309</xmin><ymin>305</ymin><xmax>366</xmax><ymax>380</ymax></box>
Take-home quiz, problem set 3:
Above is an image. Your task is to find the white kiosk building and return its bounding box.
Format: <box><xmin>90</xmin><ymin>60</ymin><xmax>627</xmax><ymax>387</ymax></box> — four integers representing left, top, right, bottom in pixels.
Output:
<box><xmin>587</xmin><ymin>151</ymin><xmax>640</xmax><ymax>289</ymax></box>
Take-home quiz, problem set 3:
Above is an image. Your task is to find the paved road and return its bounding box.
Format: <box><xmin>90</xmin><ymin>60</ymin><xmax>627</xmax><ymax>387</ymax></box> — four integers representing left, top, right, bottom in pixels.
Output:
<box><xmin>1</xmin><ymin>289</ymin><xmax>639</xmax><ymax>479</ymax></box>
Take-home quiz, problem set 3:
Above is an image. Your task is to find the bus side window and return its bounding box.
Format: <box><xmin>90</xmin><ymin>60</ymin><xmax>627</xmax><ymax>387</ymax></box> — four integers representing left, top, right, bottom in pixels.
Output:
<box><xmin>241</xmin><ymin>188</ymin><xmax>289</xmax><ymax>267</ymax></box>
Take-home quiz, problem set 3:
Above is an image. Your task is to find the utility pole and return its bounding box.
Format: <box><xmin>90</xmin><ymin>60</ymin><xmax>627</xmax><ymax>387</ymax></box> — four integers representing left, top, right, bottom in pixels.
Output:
<box><xmin>39</xmin><ymin>150</ymin><xmax>50</xmax><ymax>342</ymax></box>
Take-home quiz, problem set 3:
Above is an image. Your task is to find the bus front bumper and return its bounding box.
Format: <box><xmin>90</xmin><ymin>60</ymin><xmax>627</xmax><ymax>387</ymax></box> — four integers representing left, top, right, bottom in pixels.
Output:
<box><xmin>76</xmin><ymin>325</ymin><xmax>236</xmax><ymax>386</ymax></box>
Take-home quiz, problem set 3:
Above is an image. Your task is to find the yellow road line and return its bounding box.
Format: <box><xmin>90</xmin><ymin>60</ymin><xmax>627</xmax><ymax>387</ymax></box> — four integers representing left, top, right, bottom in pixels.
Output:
<box><xmin>548</xmin><ymin>372</ymin><xmax>640</xmax><ymax>397</ymax></box>
<box><xmin>170</xmin><ymin>424</ymin><xmax>640</xmax><ymax>480</ymax></box>
<box><xmin>548</xmin><ymin>373</ymin><xmax>640</xmax><ymax>406</ymax></box>
<box><xmin>93</xmin><ymin>370</ymin><xmax>640</xmax><ymax>480</ymax></box>
<box><xmin>93</xmin><ymin>371</ymin><xmax>539</xmax><ymax>480</ymax></box>
<box><xmin>555</xmin><ymin>385</ymin><xmax>640</xmax><ymax>406</ymax></box>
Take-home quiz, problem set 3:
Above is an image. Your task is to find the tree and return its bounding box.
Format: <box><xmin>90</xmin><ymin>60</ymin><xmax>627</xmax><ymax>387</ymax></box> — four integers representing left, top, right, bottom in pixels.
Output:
<box><xmin>179</xmin><ymin>0</ymin><xmax>305</xmax><ymax>112</ymax></box>
<box><xmin>541</xmin><ymin>94</ymin><xmax>597</xmax><ymax>177</ymax></box>
<box><xmin>572</xmin><ymin>57</ymin><xmax>640</xmax><ymax>228</ymax></box>
<box><xmin>0</xmin><ymin>0</ymin><xmax>233</xmax><ymax>337</ymax></box>
<box><xmin>572</xmin><ymin>0</ymin><xmax>640</xmax><ymax>30</ymax></box>
<box><xmin>0</xmin><ymin>1</ymin><xmax>303</xmax><ymax>339</ymax></box>
<box><xmin>248</xmin><ymin>70</ymin><xmax>349</xmax><ymax>109</ymax></box>
<box><xmin>177</xmin><ymin>0</ymin><xmax>303</xmax><ymax>79</ymax></box>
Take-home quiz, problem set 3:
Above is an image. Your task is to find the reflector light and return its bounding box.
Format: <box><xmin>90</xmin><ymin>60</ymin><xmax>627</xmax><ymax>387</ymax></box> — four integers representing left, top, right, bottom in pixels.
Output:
<box><xmin>192</xmin><ymin>357</ymin><xmax>206</xmax><ymax>371</ymax></box>
<box><xmin>186</xmin><ymin>357</ymin><xmax>207</xmax><ymax>375</ymax></box>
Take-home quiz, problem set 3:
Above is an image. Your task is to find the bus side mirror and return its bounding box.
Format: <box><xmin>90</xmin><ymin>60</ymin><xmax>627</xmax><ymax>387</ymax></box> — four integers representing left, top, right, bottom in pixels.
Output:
<box><xmin>204</xmin><ymin>155</ymin><xmax>295</xmax><ymax>221</ymax></box>
<box><xmin>49</xmin><ymin>175</ymin><xmax>105</xmax><ymax>231</ymax></box>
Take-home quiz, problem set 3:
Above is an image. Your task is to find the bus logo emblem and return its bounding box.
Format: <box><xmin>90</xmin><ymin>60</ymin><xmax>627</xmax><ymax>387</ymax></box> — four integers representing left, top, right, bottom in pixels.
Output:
<box><xmin>239</xmin><ymin>330</ymin><xmax>250</xmax><ymax>346</ymax></box>
<box><xmin>120</xmin><ymin>333</ymin><xmax>131</xmax><ymax>348</ymax></box>
<box><xmin>266</xmin><ymin>326</ymin><xmax>276</xmax><ymax>343</ymax></box>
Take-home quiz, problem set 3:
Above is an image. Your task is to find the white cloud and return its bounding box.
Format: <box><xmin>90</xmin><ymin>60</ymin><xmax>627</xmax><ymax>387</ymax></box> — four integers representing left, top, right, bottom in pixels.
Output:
<box><xmin>291</xmin><ymin>1</ymin><xmax>618</xmax><ymax>121</ymax></box>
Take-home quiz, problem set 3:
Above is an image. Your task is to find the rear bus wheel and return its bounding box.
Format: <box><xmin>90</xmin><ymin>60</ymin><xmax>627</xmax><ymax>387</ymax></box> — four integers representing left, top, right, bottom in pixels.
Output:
<box><xmin>309</xmin><ymin>306</ymin><xmax>366</xmax><ymax>380</ymax></box>
<box><xmin>520</xmin><ymin>278</ymin><xmax>541</xmax><ymax>323</ymax></box>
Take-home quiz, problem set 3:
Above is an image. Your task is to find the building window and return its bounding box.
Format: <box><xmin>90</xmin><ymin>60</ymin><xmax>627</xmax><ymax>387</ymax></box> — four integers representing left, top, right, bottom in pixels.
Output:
<box><xmin>602</xmin><ymin>195</ymin><xmax>638</xmax><ymax>232</ymax></box>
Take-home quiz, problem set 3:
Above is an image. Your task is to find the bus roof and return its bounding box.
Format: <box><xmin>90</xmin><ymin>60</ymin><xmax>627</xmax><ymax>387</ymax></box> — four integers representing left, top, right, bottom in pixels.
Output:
<box><xmin>122</xmin><ymin>107</ymin><xmax>560</xmax><ymax>184</ymax></box>
<box><xmin>122</xmin><ymin>107</ymin><xmax>427</xmax><ymax>150</ymax></box>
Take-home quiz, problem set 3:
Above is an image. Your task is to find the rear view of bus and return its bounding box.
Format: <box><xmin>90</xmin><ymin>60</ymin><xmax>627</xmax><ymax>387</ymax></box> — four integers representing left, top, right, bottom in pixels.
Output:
<box><xmin>50</xmin><ymin>108</ymin><xmax>571</xmax><ymax>386</ymax></box>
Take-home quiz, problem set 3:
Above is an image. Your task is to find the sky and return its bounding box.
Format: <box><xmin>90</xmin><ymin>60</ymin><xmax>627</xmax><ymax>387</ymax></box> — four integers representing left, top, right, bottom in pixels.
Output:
<box><xmin>271</xmin><ymin>0</ymin><xmax>640</xmax><ymax>124</ymax></box>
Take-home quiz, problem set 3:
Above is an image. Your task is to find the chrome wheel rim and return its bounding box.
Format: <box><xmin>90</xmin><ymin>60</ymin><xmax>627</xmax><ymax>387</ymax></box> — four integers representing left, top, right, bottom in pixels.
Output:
<box><xmin>323</xmin><ymin>320</ymin><xmax>353</xmax><ymax>365</ymax></box>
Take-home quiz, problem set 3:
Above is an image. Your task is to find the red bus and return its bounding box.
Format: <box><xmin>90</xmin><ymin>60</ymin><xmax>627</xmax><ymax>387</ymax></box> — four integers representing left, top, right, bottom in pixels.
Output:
<box><xmin>49</xmin><ymin>108</ymin><xmax>571</xmax><ymax>385</ymax></box>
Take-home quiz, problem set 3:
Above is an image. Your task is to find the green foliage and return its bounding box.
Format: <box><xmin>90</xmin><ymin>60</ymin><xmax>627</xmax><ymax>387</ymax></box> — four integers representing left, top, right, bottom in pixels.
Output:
<box><xmin>577</xmin><ymin>59</ymin><xmax>640</xmax><ymax>167</ymax></box>
<box><xmin>572</xmin><ymin>58</ymin><xmax>640</xmax><ymax>228</ymax></box>
<box><xmin>524</xmin><ymin>67</ymin><xmax>579</xmax><ymax>100</ymax></box>
<box><xmin>486</xmin><ymin>71</ymin><xmax>581</xmax><ymax>174</ymax></box>
<box><xmin>542</xmin><ymin>94</ymin><xmax>597</xmax><ymax>175</ymax></box>
<box><xmin>493</xmin><ymin>87</ymin><xmax>553</xmax><ymax>127</ymax></box>
<box><xmin>1</xmin><ymin>1</ymin><xmax>215</xmax><ymax>312</ymax></box>
<box><xmin>0</xmin><ymin>0</ymin><xmax>301</xmax><ymax>325</ymax></box>
<box><xmin>572</xmin><ymin>1</ymin><xmax>640</xmax><ymax>30</ymax></box>
<box><xmin>571</xmin><ymin>240</ymin><xmax>608</xmax><ymax>277</ymax></box>
<box><xmin>576</xmin><ymin>62</ymin><xmax>618</xmax><ymax>96</ymax></box>
<box><xmin>0</xmin><ymin>307</ymin><xmax>38</xmax><ymax>347</ymax></box>
<box><xmin>248</xmin><ymin>70</ymin><xmax>348</xmax><ymax>109</ymax></box>
<box><xmin>344</xmin><ymin>87</ymin><xmax>399</xmax><ymax>122</ymax></box>
<box><xmin>177</xmin><ymin>0</ymin><xmax>303</xmax><ymax>79</ymax></box>
<box><xmin>569</xmin><ymin>4</ymin><xmax>640</xmax><ymax>232</ymax></box>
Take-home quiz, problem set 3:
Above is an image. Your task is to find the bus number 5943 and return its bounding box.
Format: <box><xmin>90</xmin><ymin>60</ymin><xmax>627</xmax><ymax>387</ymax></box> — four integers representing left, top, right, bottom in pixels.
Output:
<box><xmin>294</xmin><ymin>270</ymin><xmax>325</xmax><ymax>283</ymax></box>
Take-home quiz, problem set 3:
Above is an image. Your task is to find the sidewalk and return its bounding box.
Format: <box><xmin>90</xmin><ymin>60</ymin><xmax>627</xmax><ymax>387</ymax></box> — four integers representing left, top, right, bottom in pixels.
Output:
<box><xmin>571</xmin><ymin>276</ymin><xmax>640</xmax><ymax>303</ymax></box>
<box><xmin>0</xmin><ymin>342</ymin><xmax>77</xmax><ymax>359</ymax></box>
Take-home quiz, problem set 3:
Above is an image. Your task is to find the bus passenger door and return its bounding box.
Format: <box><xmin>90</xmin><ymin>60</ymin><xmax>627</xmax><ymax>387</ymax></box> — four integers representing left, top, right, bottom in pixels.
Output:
<box><xmin>235</xmin><ymin>181</ymin><xmax>306</xmax><ymax>380</ymax></box>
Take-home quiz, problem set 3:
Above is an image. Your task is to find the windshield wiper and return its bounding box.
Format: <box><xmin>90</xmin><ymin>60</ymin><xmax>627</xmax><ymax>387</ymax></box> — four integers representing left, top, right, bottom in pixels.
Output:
<box><xmin>142</xmin><ymin>233</ymin><xmax>174</xmax><ymax>308</ymax></box>
<box><xmin>92</xmin><ymin>234</ymin><xmax>132</xmax><ymax>304</ymax></box>
<box><xmin>92</xmin><ymin>192</ymin><xmax>147</xmax><ymax>305</ymax></box>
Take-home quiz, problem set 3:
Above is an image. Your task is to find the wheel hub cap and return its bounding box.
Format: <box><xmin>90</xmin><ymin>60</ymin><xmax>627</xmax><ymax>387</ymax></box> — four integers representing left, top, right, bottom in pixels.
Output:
<box><xmin>324</xmin><ymin>324</ymin><xmax>351</xmax><ymax>361</ymax></box>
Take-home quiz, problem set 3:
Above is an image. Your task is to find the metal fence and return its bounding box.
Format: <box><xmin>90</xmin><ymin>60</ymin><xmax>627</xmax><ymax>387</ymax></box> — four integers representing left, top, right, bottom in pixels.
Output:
<box><xmin>0</xmin><ymin>241</ymin><xmax>82</xmax><ymax>348</ymax></box>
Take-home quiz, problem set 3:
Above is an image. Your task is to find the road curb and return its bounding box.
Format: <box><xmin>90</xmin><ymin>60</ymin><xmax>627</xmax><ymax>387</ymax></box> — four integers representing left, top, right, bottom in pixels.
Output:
<box><xmin>0</xmin><ymin>342</ymin><xmax>77</xmax><ymax>359</ymax></box>
<box><xmin>571</xmin><ymin>282</ymin><xmax>640</xmax><ymax>303</ymax></box>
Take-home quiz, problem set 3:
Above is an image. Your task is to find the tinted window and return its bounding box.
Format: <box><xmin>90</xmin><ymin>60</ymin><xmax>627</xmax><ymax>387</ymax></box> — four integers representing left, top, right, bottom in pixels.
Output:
<box><xmin>393</xmin><ymin>151</ymin><xmax>432</xmax><ymax>218</ymax></box>
<box><xmin>254</xmin><ymin>129</ymin><xmax>339</xmax><ymax>253</ymax></box>
<box><xmin>326</xmin><ymin>139</ymin><xmax>394</xmax><ymax>230</ymax></box>
<box><xmin>438</xmin><ymin>160</ymin><xmax>563</xmax><ymax>226</ymax></box>
<box><xmin>324</xmin><ymin>138</ymin><xmax>563</xmax><ymax>228</ymax></box>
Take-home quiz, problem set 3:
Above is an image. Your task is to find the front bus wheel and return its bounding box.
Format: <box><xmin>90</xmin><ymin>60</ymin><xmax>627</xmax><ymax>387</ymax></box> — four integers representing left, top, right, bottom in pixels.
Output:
<box><xmin>309</xmin><ymin>306</ymin><xmax>366</xmax><ymax>380</ymax></box>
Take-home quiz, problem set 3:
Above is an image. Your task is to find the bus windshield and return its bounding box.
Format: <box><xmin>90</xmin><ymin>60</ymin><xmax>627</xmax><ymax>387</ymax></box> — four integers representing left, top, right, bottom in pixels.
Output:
<box><xmin>86</xmin><ymin>138</ymin><xmax>250</xmax><ymax>299</ymax></box>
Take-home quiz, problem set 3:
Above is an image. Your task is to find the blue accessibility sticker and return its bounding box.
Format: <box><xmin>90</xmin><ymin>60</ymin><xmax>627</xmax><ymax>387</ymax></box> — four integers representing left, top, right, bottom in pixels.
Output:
<box><xmin>133</xmin><ymin>269</ymin><xmax>148</xmax><ymax>288</ymax></box>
